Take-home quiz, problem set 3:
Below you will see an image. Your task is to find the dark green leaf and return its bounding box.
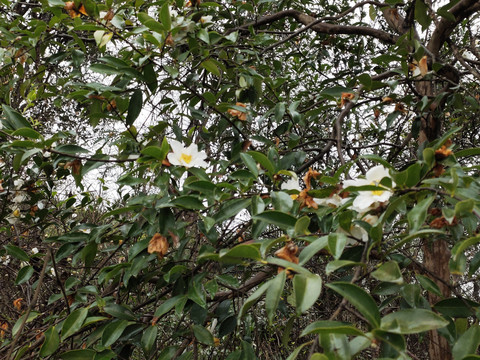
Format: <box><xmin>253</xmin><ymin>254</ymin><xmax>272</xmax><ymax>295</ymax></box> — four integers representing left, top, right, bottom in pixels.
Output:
<box><xmin>265</xmin><ymin>271</ymin><xmax>286</xmax><ymax>324</ymax></box>
<box><xmin>301</xmin><ymin>321</ymin><xmax>365</xmax><ymax>337</ymax></box>
<box><xmin>380</xmin><ymin>309</ymin><xmax>449</xmax><ymax>334</ymax></box>
<box><xmin>101</xmin><ymin>319</ymin><xmax>129</xmax><ymax>347</ymax></box>
<box><xmin>126</xmin><ymin>89</ymin><xmax>143</xmax><ymax>126</ymax></box>
<box><xmin>15</xmin><ymin>266</ymin><xmax>34</xmax><ymax>285</ymax></box>
<box><xmin>62</xmin><ymin>308</ymin><xmax>89</xmax><ymax>340</ymax></box>
<box><xmin>192</xmin><ymin>324</ymin><xmax>214</xmax><ymax>345</ymax></box>
<box><xmin>327</xmin><ymin>282</ymin><xmax>380</xmax><ymax>327</ymax></box>
<box><xmin>40</xmin><ymin>326</ymin><xmax>60</xmax><ymax>357</ymax></box>
<box><xmin>2</xmin><ymin>105</ymin><xmax>32</xmax><ymax>129</ymax></box>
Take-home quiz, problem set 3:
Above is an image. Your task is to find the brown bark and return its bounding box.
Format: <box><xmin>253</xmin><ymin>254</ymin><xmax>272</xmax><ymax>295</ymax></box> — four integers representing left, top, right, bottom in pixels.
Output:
<box><xmin>423</xmin><ymin>239</ymin><xmax>451</xmax><ymax>359</ymax></box>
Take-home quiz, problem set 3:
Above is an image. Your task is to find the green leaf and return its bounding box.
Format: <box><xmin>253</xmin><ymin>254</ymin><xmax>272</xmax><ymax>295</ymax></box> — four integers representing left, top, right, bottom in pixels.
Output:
<box><xmin>138</xmin><ymin>12</ymin><xmax>164</xmax><ymax>32</ymax></box>
<box><xmin>59</xmin><ymin>350</ymin><xmax>96</xmax><ymax>360</ymax></box>
<box><xmin>15</xmin><ymin>266</ymin><xmax>34</xmax><ymax>285</ymax></box>
<box><xmin>293</xmin><ymin>273</ymin><xmax>322</xmax><ymax>315</ymax></box>
<box><xmin>326</xmin><ymin>260</ymin><xmax>362</xmax><ymax>275</ymax></box>
<box><xmin>2</xmin><ymin>104</ymin><xmax>32</xmax><ymax>129</ymax></box>
<box><xmin>40</xmin><ymin>326</ymin><xmax>60</xmax><ymax>357</ymax></box>
<box><xmin>407</xmin><ymin>196</ymin><xmax>434</xmax><ymax>232</ymax></box>
<box><xmin>416</xmin><ymin>274</ymin><xmax>442</xmax><ymax>297</ymax></box>
<box><xmin>12</xmin><ymin>127</ymin><xmax>42</xmax><ymax>139</ymax></box>
<box><xmin>141</xmin><ymin>325</ymin><xmax>158</xmax><ymax>354</ymax></box>
<box><xmin>267</xmin><ymin>257</ymin><xmax>311</xmax><ymax>276</ymax></box>
<box><xmin>103</xmin><ymin>303</ymin><xmax>136</xmax><ymax>320</ymax></box>
<box><xmin>154</xmin><ymin>295</ymin><xmax>184</xmax><ymax>317</ymax></box>
<box><xmin>434</xmin><ymin>298</ymin><xmax>479</xmax><ymax>318</ymax></box>
<box><xmin>371</xmin><ymin>261</ymin><xmax>403</xmax><ymax>284</ymax></box>
<box><xmin>55</xmin><ymin>144</ymin><xmax>90</xmax><ymax>155</ymax></box>
<box><xmin>201</xmin><ymin>60</ymin><xmax>220</xmax><ymax>77</ymax></box>
<box><xmin>327</xmin><ymin>282</ymin><xmax>380</xmax><ymax>328</ymax></box>
<box><xmin>171</xmin><ymin>195</ymin><xmax>205</xmax><ymax>210</ymax></box>
<box><xmin>126</xmin><ymin>89</ymin><xmax>143</xmax><ymax>126</ymax></box>
<box><xmin>294</xmin><ymin>216</ymin><xmax>311</xmax><ymax>236</ymax></box>
<box><xmin>5</xmin><ymin>245</ymin><xmax>30</xmax><ymax>261</ymax></box>
<box><xmin>219</xmin><ymin>244</ymin><xmax>261</xmax><ymax>260</ymax></box>
<box><xmin>101</xmin><ymin>319</ymin><xmax>129</xmax><ymax>347</ymax></box>
<box><xmin>455</xmin><ymin>199</ymin><xmax>474</xmax><ymax>218</ymax></box>
<box><xmin>240</xmin><ymin>152</ymin><xmax>259</xmax><ymax>177</ymax></box>
<box><xmin>239</xmin><ymin>281</ymin><xmax>271</xmax><ymax>318</ymax></box>
<box><xmin>265</xmin><ymin>271</ymin><xmax>286</xmax><ymax>324</ymax></box>
<box><xmin>192</xmin><ymin>324</ymin><xmax>214</xmax><ymax>345</ymax></box>
<box><xmin>380</xmin><ymin>309</ymin><xmax>449</xmax><ymax>334</ymax></box>
<box><xmin>415</xmin><ymin>0</ymin><xmax>431</xmax><ymax>30</ymax></box>
<box><xmin>160</xmin><ymin>2</ymin><xmax>171</xmax><ymax>30</ymax></box>
<box><xmin>327</xmin><ymin>233</ymin><xmax>347</xmax><ymax>260</ymax></box>
<box><xmin>141</xmin><ymin>145</ymin><xmax>168</xmax><ymax>160</ymax></box>
<box><xmin>285</xmin><ymin>342</ymin><xmax>310</xmax><ymax>360</ymax></box>
<box><xmin>298</xmin><ymin>236</ymin><xmax>328</xmax><ymax>265</ymax></box>
<box><xmin>62</xmin><ymin>308</ymin><xmax>89</xmax><ymax>340</ymax></box>
<box><xmin>252</xmin><ymin>210</ymin><xmax>297</xmax><ymax>230</ymax></box>
<box><xmin>213</xmin><ymin>198</ymin><xmax>251</xmax><ymax>223</ymax></box>
<box><xmin>452</xmin><ymin>235</ymin><xmax>480</xmax><ymax>262</ymax></box>
<box><xmin>301</xmin><ymin>321</ymin><xmax>365</xmax><ymax>337</ymax></box>
<box><xmin>247</xmin><ymin>151</ymin><xmax>275</xmax><ymax>175</ymax></box>
<box><xmin>452</xmin><ymin>325</ymin><xmax>480</xmax><ymax>360</ymax></box>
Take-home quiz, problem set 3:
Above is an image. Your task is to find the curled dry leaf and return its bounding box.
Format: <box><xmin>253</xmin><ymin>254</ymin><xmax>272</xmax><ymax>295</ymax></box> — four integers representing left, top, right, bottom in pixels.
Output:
<box><xmin>64</xmin><ymin>159</ymin><xmax>82</xmax><ymax>175</ymax></box>
<box><xmin>13</xmin><ymin>298</ymin><xmax>23</xmax><ymax>311</ymax></box>
<box><xmin>303</xmin><ymin>167</ymin><xmax>321</xmax><ymax>191</ymax></box>
<box><xmin>435</xmin><ymin>145</ymin><xmax>453</xmax><ymax>161</ymax></box>
<box><xmin>275</xmin><ymin>241</ymin><xmax>299</xmax><ymax>276</ymax></box>
<box><xmin>0</xmin><ymin>322</ymin><xmax>8</xmax><ymax>339</ymax></box>
<box><xmin>227</xmin><ymin>102</ymin><xmax>247</xmax><ymax>121</ymax></box>
<box><xmin>298</xmin><ymin>189</ymin><xmax>318</xmax><ymax>210</ymax></box>
<box><xmin>418</xmin><ymin>55</ymin><xmax>428</xmax><ymax>76</ymax></box>
<box><xmin>148</xmin><ymin>233</ymin><xmax>169</xmax><ymax>259</ymax></box>
<box><xmin>340</xmin><ymin>92</ymin><xmax>355</xmax><ymax>107</ymax></box>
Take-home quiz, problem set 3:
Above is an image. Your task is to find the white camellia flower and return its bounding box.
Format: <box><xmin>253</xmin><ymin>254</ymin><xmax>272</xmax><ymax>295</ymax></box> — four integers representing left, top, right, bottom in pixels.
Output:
<box><xmin>340</xmin><ymin>214</ymin><xmax>379</xmax><ymax>244</ymax></box>
<box><xmin>12</xmin><ymin>191</ymin><xmax>27</xmax><ymax>203</ymax></box>
<box><xmin>167</xmin><ymin>139</ymin><xmax>208</xmax><ymax>168</ymax></box>
<box><xmin>281</xmin><ymin>173</ymin><xmax>301</xmax><ymax>199</ymax></box>
<box><xmin>31</xmin><ymin>247</ymin><xmax>39</xmax><ymax>254</ymax></box>
<box><xmin>14</xmin><ymin>179</ymin><xmax>24</xmax><ymax>189</ymax></box>
<box><xmin>343</xmin><ymin>165</ymin><xmax>395</xmax><ymax>214</ymax></box>
<box><xmin>199</xmin><ymin>15</ymin><xmax>212</xmax><ymax>24</ymax></box>
<box><xmin>314</xmin><ymin>194</ymin><xmax>344</xmax><ymax>208</ymax></box>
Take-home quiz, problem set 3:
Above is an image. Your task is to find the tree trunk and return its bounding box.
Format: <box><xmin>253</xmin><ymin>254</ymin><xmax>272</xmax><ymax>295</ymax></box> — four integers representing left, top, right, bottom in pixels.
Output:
<box><xmin>417</xmin><ymin>76</ymin><xmax>452</xmax><ymax>359</ymax></box>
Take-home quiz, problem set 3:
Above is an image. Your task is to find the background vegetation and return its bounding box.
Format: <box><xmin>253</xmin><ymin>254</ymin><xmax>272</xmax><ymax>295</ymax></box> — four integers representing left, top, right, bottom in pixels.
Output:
<box><xmin>1</xmin><ymin>0</ymin><xmax>480</xmax><ymax>359</ymax></box>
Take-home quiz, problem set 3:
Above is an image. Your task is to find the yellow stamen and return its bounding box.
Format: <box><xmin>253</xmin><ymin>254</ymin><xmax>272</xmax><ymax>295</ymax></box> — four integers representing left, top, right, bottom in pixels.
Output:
<box><xmin>371</xmin><ymin>182</ymin><xmax>384</xmax><ymax>196</ymax></box>
<box><xmin>180</xmin><ymin>153</ymin><xmax>192</xmax><ymax>164</ymax></box>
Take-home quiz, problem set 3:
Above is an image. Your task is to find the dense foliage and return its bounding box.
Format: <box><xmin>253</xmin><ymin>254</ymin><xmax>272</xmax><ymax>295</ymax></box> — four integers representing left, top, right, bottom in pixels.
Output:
<box><xmin>2</xmin><ymin>0</ymin><xmax>480</xmax><ymax>359</ymax></box>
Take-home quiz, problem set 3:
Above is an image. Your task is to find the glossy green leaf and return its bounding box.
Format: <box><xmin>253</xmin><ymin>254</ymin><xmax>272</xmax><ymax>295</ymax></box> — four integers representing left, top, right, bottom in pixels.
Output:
<box><xmin>298</xmin><ymin>236</ymin><xmax>328</xmax><ymax>265</ymax></box>
<box><xmin>103</xmin><ymin>303</ymin><xmax>136</xmax><ymax>320</ymax></box>
<box><xmin>247</xmin><ymin>151</ymin><xmax>275</xmax><ymax>174</ymax></box>
<box><xmin>239</xmin><ymin>280</ymin><xmax>271</xmax><ymax>318</ymax></box>
<box><xmin>265</xmin><ymin>271</ymin><xmax>286</xmax><ymax>324</ymax></box>
<box><xmin>416</xmin><ymin>274</ymin><xmax>442</xmax><ymax>297</ymax></box>
<box><xmin>126</xmin><ymin>89</ymin><xmax>142</xmax><ymax>126</ymax></box>
<box><xmin>201</xmin><ymin>60</ymin><xmax>220</xmax><ymax>76</ymax></box>
<box><xmin>62</xmin><ymin>308</ymin><xmax>89</xmax><ymax>340</ymax></box>
<box><xmin>141</xmin><ymin>325</ymin><xmax>158</xmax><ymax>353</ymax></box>
<box><xmin>155</xmin><ymin>295</ymin><xmax>184</xmax><ymax>317</ymax></box>
<box><xmin>101</xmin><ymin>319</ymin><xmax>129</xmax><ymax>347</ymax></box>
<box><xmin>219</xmin><ymin>244</ymin><xmax>261</xmax><ymax>260</ymax></box>
<box><xmin>15</xmin><ymin>265</ymin><xmax>34</xmax><ymax>285</ymax></box>
<box><xmin>380</xmin><ymin>309</ymin><xmax>449</xmax><ymax>334</ymax></box>
<box><xmin>40</xmin><ymin>326</ymin><xmax>60</xmax><ymax>357</ymax></box>
<box><xmin>293</xmin><ymin>273</ymin><xmax>322</xmax><ymax>315</ymax></box>
<box><xmin>5</xmin><ymin>245</ymin><xmax>30</xmax><ymax>261</ymax></box>
<box><xmin>160</xmin><ymin>2</ymin><xmax>171</xmax><ymax>30</ymax></box>
<box><xmin>12</xmin><ymin>127</ymin><xmax>42</xmax><ymax>139</ymax></box>
<box><xmin>192</xmin><ymin>324</ymin><xmax>214</xmax><ymax>345</ymax></box>
<box><xmin>253</xmin><ymin>210</ymin><xmax>297</xmax><ymax>230</ymax></box>
<box><xmin>213</xmin><ymin>198</ymin><xmax>251</xmax><ymax>223</ymax></box>
<box><xmin>434</xmin><ymin>298</ymin><xmax>479</xmax><ymax>318</ymax></box>
<box><xmin>327</xmin><ymin>282</ymin><xmax>380</xmax><ymax>327</ymax></box>
<box><xmin>407</xmin><ymin>196</ymin><xmax>434</xmax><ymax>232</ymax></box>
<box><xmin>301</xmin><ymin>321</ymin><xmax>365</xmax><ymax>337</ymax></box>
<box><xmin>59</xmin><ymin>350</ymin><xmax>96</xmax><ymax>360</ymax></box>
<box><xmin>371</xmin><ymin>261</ymin><xmax>403</xmax><ymax>284</ymax></box>
<box><xmin>2</xmin><ymin>104</ymin><xmax>32</xmax><ymax>129</ymax></box>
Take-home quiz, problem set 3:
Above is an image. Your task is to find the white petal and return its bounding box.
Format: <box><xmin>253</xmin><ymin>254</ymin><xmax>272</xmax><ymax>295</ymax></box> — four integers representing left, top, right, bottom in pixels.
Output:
<box><xmin>366</xmin><ymin>165</ymin><xmax>390</xmax><ymax>182</ymax></box>
<box><xmin>167</xmin><ymin>152</ymin><xmax>182</xmax><ymax>166</ymax></box>
<box><xmin>169</xmin><ymin>139</ymin><xmax>185</xmax><ymax>155</ymax></box>
<box><xmin>344</xmin><ymin>178</ymin><xmax>369</xmax><ymax>188</ymax></box>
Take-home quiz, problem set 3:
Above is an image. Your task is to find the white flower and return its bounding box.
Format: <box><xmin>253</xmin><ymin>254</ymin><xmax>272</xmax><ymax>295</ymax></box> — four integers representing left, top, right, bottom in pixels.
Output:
<box><xmin>343</xmin><ymin>165</ymin><xmax>395</xmax><ymax>214</ymax></box>
<box><xmin>339</xmin><ymin>214</ymin><xmax>379</xmax><ymax>243</ymax></box>
<box><xmin>199</xmin><ymin>15</ymin><xmax>212</xmax><ymax>24</ymax></box>
<box><xmin>12</xmin><ymin>191</ymin><xmax>27</xmax><ymax>203</ymax></box>
<box><xmin>31</xmin><ymin>247</ymin><xmax>39</xmax><ymax>254</ymax></box>
<box><xmin>281</xmin><ymin>173</ymin><xmax>301</xmax><ymax>199</ymax></box>
<box><xmin>14</xmin><ymin>179</ymin><xmax>24</xmax><ymax>189</ymax></box>
<box><xmin>1</xmin><ymin>255</ymin><xmax>10</xmax><ymax>266</ymax></box>
<box><xmin>167</xmin><ymin>140</ymin><xmax>208</xmax><ymax>168</ymax></box>
<box><xmin>314</xmin><ymin>194</ymin><xmax>344</xmax><ymax>208</ymax></box>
